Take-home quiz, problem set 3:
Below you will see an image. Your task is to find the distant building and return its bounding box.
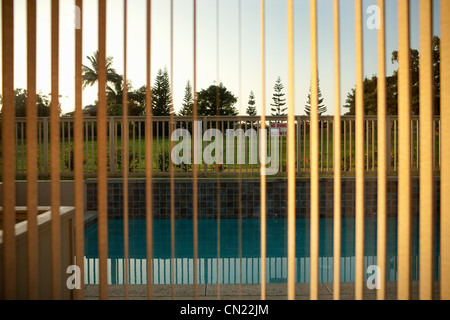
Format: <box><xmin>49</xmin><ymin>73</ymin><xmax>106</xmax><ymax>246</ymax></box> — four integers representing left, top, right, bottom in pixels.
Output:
<box><xmin>64</xmin><ymin>105</ymin><xmax>97</xmax><ymax>117</ymax></box>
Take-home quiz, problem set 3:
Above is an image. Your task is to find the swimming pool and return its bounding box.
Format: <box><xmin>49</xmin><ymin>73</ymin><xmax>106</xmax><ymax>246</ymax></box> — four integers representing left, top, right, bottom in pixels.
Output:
<box><xmin>84</xmin><ymin>217</ymin><xmax>440</xmax><ymax>285</ymax></box>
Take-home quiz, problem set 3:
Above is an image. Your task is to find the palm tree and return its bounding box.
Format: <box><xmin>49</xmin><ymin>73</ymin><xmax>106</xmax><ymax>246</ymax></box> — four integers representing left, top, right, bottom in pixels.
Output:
<box><xmin>107</xmin><ymin>74</ymin><xmax>125</xmax><ymax>105</ymax></box>
<box><xmin>106</xmin><ymin>75</ymin><xmax>136</xmax><ymax>115</ymax></box>
<box><xmin>82</xmin><ymin>51</ymin><xmax>121</xmax><ymax>91</ymax></box>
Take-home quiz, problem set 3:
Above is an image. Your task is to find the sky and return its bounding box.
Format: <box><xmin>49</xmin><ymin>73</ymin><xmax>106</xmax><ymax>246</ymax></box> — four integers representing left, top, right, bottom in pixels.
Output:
<box><xmin>0</xmin><ymin>0</ymin><xmax>442</xmax><ymax>116</ymax></box>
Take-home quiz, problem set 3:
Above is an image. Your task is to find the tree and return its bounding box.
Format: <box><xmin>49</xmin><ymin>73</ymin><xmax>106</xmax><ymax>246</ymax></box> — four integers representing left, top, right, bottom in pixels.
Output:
<box><xmin>390</xmin><ymin>36</ymin><xmax>440</xmax><ymax>115</ymax></box>
<box><xmin>128</xmin><ymin>85</ymin><xmax>147</xmax><ymax>116</ymax></box>
<box><xmin>106</xmin><ymin>75</ymin><xmax>125</xmax><ymax>116</ymax></box>
<box><xmin>82</xmin><ymin>51</ymin><xmax>147</xmax><ymax>116</ymax></box>
<box><xmin>104</xmin><ymin>77</ymin><xmax>148</xmax><ymax>117</ymax></box>
<box><xmin>270</xmin><ymin>77</ymin><xmax>287</xmax><ymax>116</ymax></box>
<box><xmin>246</xmin><ymin>91</ymin><xmax>257</xmax><ymax>116</ymax></box>
<box><xmin>84</xmin><ymin>83</ymin><xmax>147</xmax><ymax>117</ymax></box>
<box><xmin>152</xmin><ymin>67</ymin><xmax>172</xmax><ymax>116</ymax></box>
<box><xmin>342</xmin><ymin>75</ymin><xmax>380</xmax><ymax>116</ymax></box>
<box><xmin>432</xmin><ymin>36</ymin><xmax>441</xmax><ymax>114</ymax></box>
<box><xmin>82</xmin><ymin>51</ymin><xmax>121</xmax><ymax>91</ymax></box>
<box><xmin>390</xmin><ymin>49</ymin><xmax>420</xmax><ymax>115</ymax></box>
<box><xmin>0</xmin><ymin>88</ymin><xmax>57</xmax><ymax>117</ymax></box>
<box><xmin>305</xmin><ymin>77</ymin><xmax>327</xmax><ymax>116</ymax></box>
<box><xmin>344</xmin><ymin>36</ymin><xmax>441</xmax><ymax>115</ymax></box>
<box><xmin>197</xmin><ymin>82</ymin><xmax>238</xmax><ymax>116</ymax></box>
<box><xmin>179</xmin><ymin>80</ymin><xmax>194</xmax><ymax>116</ymax></box>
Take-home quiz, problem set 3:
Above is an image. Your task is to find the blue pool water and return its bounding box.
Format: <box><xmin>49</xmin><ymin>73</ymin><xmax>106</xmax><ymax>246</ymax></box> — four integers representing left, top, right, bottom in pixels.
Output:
<box><xmin>84</xmin><ymin>217</ymin><xmax>440</xmax><ymax>285</ymax></box>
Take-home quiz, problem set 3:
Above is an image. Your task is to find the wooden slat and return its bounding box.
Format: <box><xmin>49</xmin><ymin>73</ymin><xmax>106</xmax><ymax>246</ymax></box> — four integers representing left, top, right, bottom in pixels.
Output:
<box><xmin>419</xmin><ymin>0</ymin><xmax>434</xmax><ymax>300</ymax></box>
<box><xmin>145</xmin><ymin>0</ymin><xmax>154</xmax><ymax>300</ymax></box>
<box><xmin>1</xmin><ymin>0</ymin><xmax>16</xmax><ymax>300</ymax></box>
<box><xmin>333</xmin><ymin>0</ymin><xmax>341</xmax><ymax>300</ymax></box>
<box><xmin>123</xmin><ymin>0</ymin><xmax>130</xmax><ymax>300</ymax></box>
<box><xmin>98</xmin><ymin>0</ymin><xmax>109</xmax><ymax>300</ymax></box>
<box><xmin>193</xmin><ymin>0</ymin><xmax>199</xmax><ymax>300</ymax></box>
<box><xmin>287</xmin><ymin>0</ymin><xmax>296</xmax><ymax>301</ymax></box>
<box><xmin>309</xmin><ymin>0</ymin><xmax>319</xmax><ymax>301</ymax></box>
<box><xmin>74</xmin><ymin>0</ymin><xmax>85</xmax><ymax>301</ymax></box>
<box><xmin>355</xmin><ymin>0</ymin><xmax>365</xmax><ymax>300</ymax></box>
<box><xmin>50</xmin><ymin>0</ymin><xmax>62</xmax><ymax>300</ymax></box>
<box><xmin>26</xmin><ymin>0</ymin><xmax>39</xmax><ymax>300</ymax></box>
<box><xmin>260</xmin><ymin>0</ymin><xmax>267</xmax><ymax>301</ymax></box>
<box><xmin>440</xmin><ymin>0</ymin><xmax>450</xmax><ymax>300</ymax></box>
<box><xmin>398</xmin><ymin>0</ymin><xmax>412</xmax><ymax>300</ymax></box>
<box><xmin>238</xmin><ymin>0</ymin><xmax>243</xmax><ymax>300</ymax></box>
<box><xmin>377</xmin><ymin>0</ymin><xmax>387</xmax><ymax>301</ymax></box>
<box><xmin>170</xmin><ymin>0</ymin><xmax>176</xmax><ymax>300</ymax></box>
<box><xmin>215</xmin><ymin>0</ymin><xmax>221</xmax><ymax>300</ymax></box>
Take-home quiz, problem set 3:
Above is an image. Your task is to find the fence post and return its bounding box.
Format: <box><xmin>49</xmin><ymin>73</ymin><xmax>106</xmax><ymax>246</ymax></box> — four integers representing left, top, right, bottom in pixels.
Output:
<box><xmin>43</xmin><ymin>117</ymin><xmax>49</xmax><ymax>176</ymax></box>
<box><xmin>109</xmin><ymin>117</ymin><xmax>115</xmax><ymax>174</ymax></box>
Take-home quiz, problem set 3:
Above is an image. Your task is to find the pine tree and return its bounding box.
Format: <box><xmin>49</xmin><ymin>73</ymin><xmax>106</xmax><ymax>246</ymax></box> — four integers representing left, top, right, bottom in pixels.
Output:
<box><xmin>152</xmin><ymin>67</ymin><xmax>172</xmax><ymax>116</ymax></box>
<box><xmin>246</xmin><ymin>91</ymin><xmax>257</xmax><ymax>116</ymax></box>
<box><xmin>305</xmin><ymin>77</ymin><xmax>327</xmax><ymax>116</ymax></box>
<box><xmin>270</xmin><ymin>77</ymin><xmax>287</xmax><ymax>116</ymax></box>
<box><xmin>179</xmin><ymin>80</ymin><xmax>194</xmax><ymax>116</ymax></box>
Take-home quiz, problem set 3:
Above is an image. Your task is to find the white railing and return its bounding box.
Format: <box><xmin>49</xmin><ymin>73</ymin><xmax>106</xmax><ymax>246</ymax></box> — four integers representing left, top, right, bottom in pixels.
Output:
<box><xmin>4</xmin><ymin>115</ymin><xmax>441</xmax><ymax>177</ymax></box>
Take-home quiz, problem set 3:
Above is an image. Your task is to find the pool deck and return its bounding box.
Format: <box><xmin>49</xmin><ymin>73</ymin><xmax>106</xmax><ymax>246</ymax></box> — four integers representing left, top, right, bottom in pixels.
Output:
<box><xmin>84</xmin><ymin>281</ymin><xmax>440</xmax><ymax>300</ymax></box>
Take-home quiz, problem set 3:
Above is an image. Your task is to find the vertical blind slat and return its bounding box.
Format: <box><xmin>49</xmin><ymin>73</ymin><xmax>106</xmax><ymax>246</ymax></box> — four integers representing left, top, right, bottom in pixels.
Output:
<box><xmin>287</xmin><ymin>0</ymin><xmax>296</xmax><ymax>301</ymax></box>
<box><xmin>145</xmin><ymin>0</ymin><xmax>154</xmax><ymax>300</ymax></box>
<box><xmin>169</xmin><ymin>0</ymin><xmax>176</xmax><ymax>300</ymax></box>
<box><xmin>377</xmin><ymin>0</ymin><xmax>387</xmax><ymax>301</ymax></box>
<box><xmin>260</xmin><ymin>0</ymin><xmax>267</xmax><ymax>301</ymax></box>
<box><xmin>216</xmin><ymin>1</ymin><xmax>221</xmax><ymax>298</ymax></box>
<box><xmin>74</xmin><ymin>0</ymin><xmax>85</xmax><ymax>300</ymax></box>
<box><xmin>333</xmin><ymin>0</ymin><xmax>341</xmax><ymax>301</ymax></box>
<box><xmin>398</xmin><ymin>0</ymin><xmax>412</xmax><ymax>300</ymax></box>
<box><xmin>309</xmin><ymin>0</ymin><xmax>319</xmax><ymax>301</ymax></box>
<box><xmin>419</xmin><ymin>0</ymin><xmax>434</xmax><ymax>300</ymax></box>
<box><xmin>122</xmin><ymin>0</ymin><xmax>130</xmax><ymax>300</ymax></box>
<box><xmin>237</xmin><ymin>0</ymin><xmax>244</xmax><ymax>300</ymax></box>
<box><xmin>97</xmin><ymin>0</ymin><xmax>109</xmax><ymax>300</ymax></box>
<box><xmin>26</xmin><ymin>0</ymin><xmax>39</xmax><ymax>300</ymax></box>
<box><xmin>193</xmin><ymin>0</ymin><xmax>199</xmax><ymax>300</ymax></box>
<box><xmin>355</xmin><ymin>0</ymin><xmax>365</xmax><ymax>301</ymax></box>
<box><xmin>1</xmin><ymin>0</ymin><xmax>16</xmax><ymax>300</ymax></box>
<box><xmin>440</xmin><ymin>0</ymin><xmax>450</xmax><ymax>300</ymax></box>
<box><xmin>50</xmin><ymin>0</ymin><xmax>62</xmax><ymax>300</ymax></box>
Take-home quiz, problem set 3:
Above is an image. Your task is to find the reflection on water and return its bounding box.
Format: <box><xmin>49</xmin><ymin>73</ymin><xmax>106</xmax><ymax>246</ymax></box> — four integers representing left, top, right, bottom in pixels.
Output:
<box><xmin>84</xmin><ymin>218</ymin><xmax>440</xmax><ymax>285</ymax></box>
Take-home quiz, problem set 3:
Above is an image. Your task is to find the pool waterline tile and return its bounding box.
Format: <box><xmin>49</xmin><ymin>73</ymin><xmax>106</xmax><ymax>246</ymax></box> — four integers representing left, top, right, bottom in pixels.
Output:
<box><xmin>85</xmin><ymin>177</ymin><xmax>439</xmax><ymax>220</ymax></box>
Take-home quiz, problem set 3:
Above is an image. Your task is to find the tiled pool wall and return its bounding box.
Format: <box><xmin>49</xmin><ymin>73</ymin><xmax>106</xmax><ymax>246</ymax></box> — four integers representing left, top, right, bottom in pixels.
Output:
<box><xmin>85</xmin><ymin>177</ymin><xmax>440</xmax><ymax>219</ymax></box>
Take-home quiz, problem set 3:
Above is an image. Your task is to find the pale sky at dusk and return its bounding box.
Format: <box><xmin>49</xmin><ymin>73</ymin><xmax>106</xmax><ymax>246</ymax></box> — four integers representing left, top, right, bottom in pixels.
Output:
<box><xmin>0</xmin><ymin>0</ymin><xmax>442</xmax><ymax>115</ymax></box>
